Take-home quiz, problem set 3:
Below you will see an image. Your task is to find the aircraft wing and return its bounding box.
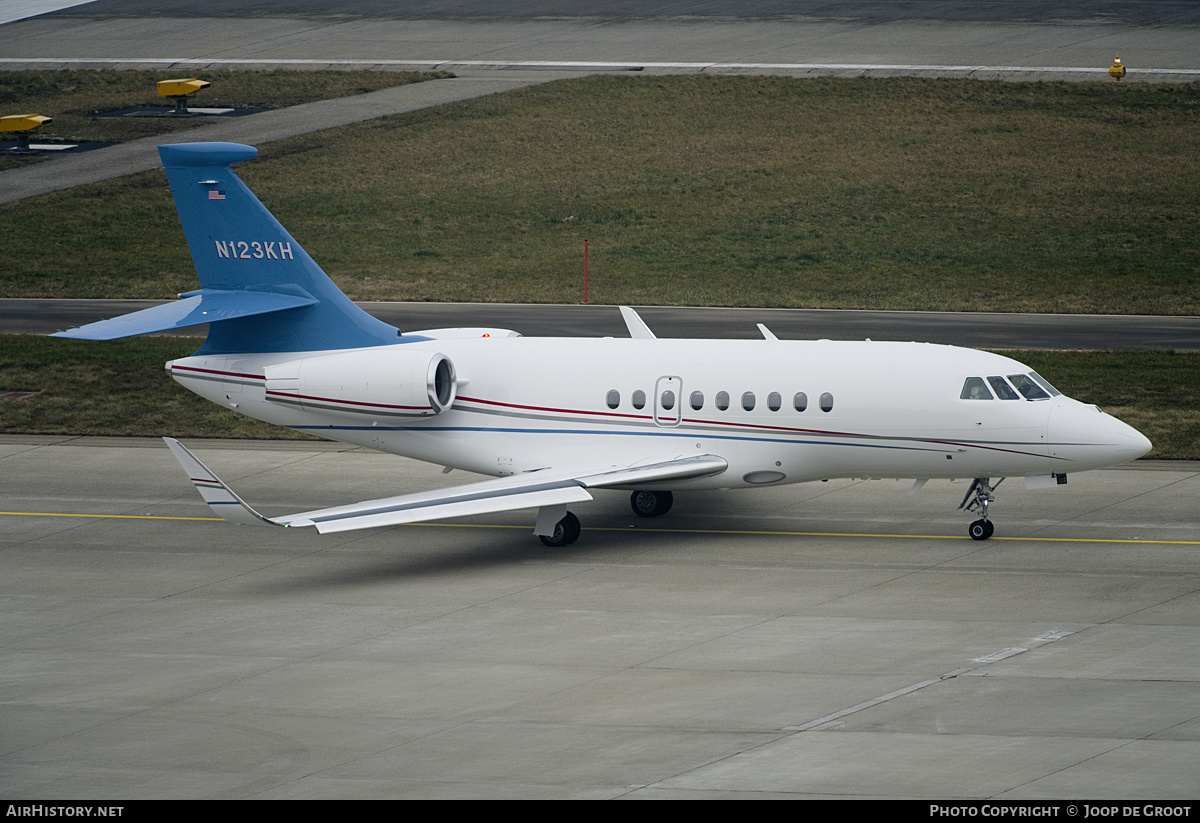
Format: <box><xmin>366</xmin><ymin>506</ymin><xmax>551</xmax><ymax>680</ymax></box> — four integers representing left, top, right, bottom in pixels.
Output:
<box><xmin>164</xmin><ymin>438</ymin><xmax>726</xmax><ymax>534</ymax></box>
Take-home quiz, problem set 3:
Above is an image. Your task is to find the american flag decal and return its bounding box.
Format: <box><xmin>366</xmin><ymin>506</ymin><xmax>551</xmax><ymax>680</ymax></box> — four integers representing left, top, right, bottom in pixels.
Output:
<box><xmin>208</xmin><ymin>190</ymin><xmax>226</xmax><ymax>201</ymax></box>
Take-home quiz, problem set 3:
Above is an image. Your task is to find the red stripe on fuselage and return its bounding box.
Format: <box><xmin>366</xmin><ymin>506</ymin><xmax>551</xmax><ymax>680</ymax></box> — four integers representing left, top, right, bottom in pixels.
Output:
<box><xmin>264</xmin><ymin>390</ymin><xmax>429</xmax><ymax>412</ymax></box>
<box><xmin>171</xmin><ymin>365</ymin><xmax>266</xmax><ymax>381</ymax></box>
<box><xmin>454</xmin><ymin>395</ymin><xmax>1046</xmax><ymax>458</ymax></box>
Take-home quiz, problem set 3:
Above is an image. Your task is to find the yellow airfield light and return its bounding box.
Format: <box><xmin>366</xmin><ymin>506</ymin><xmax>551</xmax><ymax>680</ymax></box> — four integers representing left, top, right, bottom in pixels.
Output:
<box><xmin>157</xmin><ymin>78</ymin><xmax>211</xmax><ymax>97</ymax></box>
<box><xmin>157</xmin><ymin>78</ymin><xmax>211</xmax><ymax>114</ymax></box>
<box><xmin>2</xmin><ymin>113</ymin><xmax>53</xmax><ymax>151</ymax></box>
<box><xmin>1</xmin><ymin>113</ymin><xmax>52</xmax><ymax>132</ymax></box>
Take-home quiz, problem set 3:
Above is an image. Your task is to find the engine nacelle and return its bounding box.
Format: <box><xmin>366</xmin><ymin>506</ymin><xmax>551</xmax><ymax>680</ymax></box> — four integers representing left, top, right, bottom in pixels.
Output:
<box><xmin>407</xmin><ymin>327</ymin><xmax>522</xmax><ymax>340</ymax></box>
<box><xmin>265</xmin><ymin>347</ymin><xmax>456</xmax><ymax>418</ymax></box>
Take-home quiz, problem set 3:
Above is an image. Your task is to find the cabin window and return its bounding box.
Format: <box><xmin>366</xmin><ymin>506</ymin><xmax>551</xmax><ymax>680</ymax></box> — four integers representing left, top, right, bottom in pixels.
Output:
<box><xmin>690</xmin><ymin>390</ymin><xmax>704</xmax><ymax>410</ymax></box>
<box><xmin>716</xmin><ymin>391</ymin><xmax>730</xmax><ymax>411</ymax></box>
<box><xmin>1029</xmin><ymin>371</ymin><xmax>1061</xmax><ymax>397</ymax></box>
<box><xmin>660</xmin><ymin>390</ymin><xmax>676</xmax><ymax>411</ymax></box>
<box><xmin>742</xmin><ymin>391</ymin><xmax>756</xmax><ymax>411</ymax></box>
<box><xmin>987</xmin><ymin>376</ymin><xmax>1020</xmax><ymax>400</ymax></box>
<box><xmin>1008</xmin><ymin>374</ymin><xmax>1051</xmax><ymax>400</ymax></box>
<box><xmin>632</xmin><ymin>389</ymin><xmax>646</xmax><ymax>410</ymax></box>
<box><xmin>960</xmin><ymin>377</ymin><xmax>993</xmax><ymax>400</ymax></box>
<box><xmin>820</xmin><ymin>392</ymin><xmax>834</xmax><ymax>412</ymax></box>
<box><xmin>794</xmin><ymin>392</ymin><xmax>808</xmax><ymax>412</ymax></box>
<box><xmin>606</xmin><ymin>389</ymin><xmax>620</xmax><ymax>409</ymax></box>
<box><xmin>767</xmin><ymin>392</ymin><xmax>782</xmax><ymax>412</ymax></box>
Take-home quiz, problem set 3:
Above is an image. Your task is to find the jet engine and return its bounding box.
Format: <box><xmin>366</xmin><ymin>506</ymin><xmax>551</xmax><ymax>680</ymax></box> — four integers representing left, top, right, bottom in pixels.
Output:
<box><xmin>264</xmin><ymin>347</ymin><xmax>456</xmax><ymax>418</ymax></box>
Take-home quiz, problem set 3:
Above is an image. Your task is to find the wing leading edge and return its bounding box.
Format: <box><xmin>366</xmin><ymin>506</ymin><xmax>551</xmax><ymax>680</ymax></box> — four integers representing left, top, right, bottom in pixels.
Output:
<box><xmin>163</xmin><ymin>438</ymin><xmax>726</xmax><ymax>535</ymax></box>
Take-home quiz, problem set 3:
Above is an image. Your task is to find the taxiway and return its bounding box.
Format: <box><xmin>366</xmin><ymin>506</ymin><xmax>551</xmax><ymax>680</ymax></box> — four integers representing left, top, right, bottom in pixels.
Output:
<box><xmin>2</xmin><ymin>436</ymin><xmax>1198</xmax><ymax>798</ymax></box>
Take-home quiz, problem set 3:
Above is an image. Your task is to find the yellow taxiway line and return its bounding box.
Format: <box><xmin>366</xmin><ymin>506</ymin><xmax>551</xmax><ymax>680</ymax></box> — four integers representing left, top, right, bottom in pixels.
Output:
<box><xmin>1</xmin><ymin>511</ymin><xmax>223</xmax><ymax>522</ymax></box>
<box><xmin>4</xmin><ymin>510</ymin><xmax>1195</xmax><ymax>544</ymax></box>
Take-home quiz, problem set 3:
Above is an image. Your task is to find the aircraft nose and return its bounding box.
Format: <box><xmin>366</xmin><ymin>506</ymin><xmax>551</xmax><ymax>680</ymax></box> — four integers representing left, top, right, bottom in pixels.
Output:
<box><xmin>1099</xmin><ymin>409</ymin><xmax>1153</xmax><ymax>460</ymax></box>
<box><xmin>1127</xmin><ymin>425</ymin><xmax>1153</xmax><ymax>460</ymax></box>
<box><xmin>1048</xmin><ymin>400</ymin><xmax>1152</xmax><ymax>468</ymax></box>
<box><xmin>1104</xmin><ymin>421</ymin><xmax>1152</xmax><ymax>461</ymax></box>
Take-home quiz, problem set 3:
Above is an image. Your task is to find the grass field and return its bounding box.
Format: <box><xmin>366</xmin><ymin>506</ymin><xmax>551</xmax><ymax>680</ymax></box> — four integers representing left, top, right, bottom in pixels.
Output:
<box><xmin>0</xmin><ymin>335</ymin><xmax>308</xmax><ymax>440</ymax></box>
<box><xmin>3</xmin><ymin>72</ymin><xmax>1195</xmax><ymax>453</ymax></box>
<box><xmin>0</xmin><ymin>69</ymin><xmax>443</xmax><ymax>170</ymax></box>
<box><xmin>3</xmin><ymin>74</ymin><xmax>1198</xmax><ymax>313</ymax></box>
<box><xmin>1</xmin><ymin>335</ymin><xmax>1195</xmax><ymax>458</ymax></box>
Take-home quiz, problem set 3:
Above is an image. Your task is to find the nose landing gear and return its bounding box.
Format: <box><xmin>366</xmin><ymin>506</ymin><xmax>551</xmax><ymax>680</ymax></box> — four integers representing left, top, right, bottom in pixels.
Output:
<box><xmin>959</xmin><ymin>477</ymin><xmax>1003</xmax><ymax>540</ymax></box>
<box><xmin>968</xmin><ymin>518</ymin><xmax>995</xmax><ymax>540</ymax></box>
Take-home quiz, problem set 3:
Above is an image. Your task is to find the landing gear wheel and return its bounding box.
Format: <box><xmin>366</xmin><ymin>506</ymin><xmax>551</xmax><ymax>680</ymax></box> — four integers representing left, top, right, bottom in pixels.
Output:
<box><xmin>539</xmin><ymin>511</ymin><xmax>581</xmax><ymax>547</ymax></box>
<box><xmin>630</xmin><ymin>490</ymin><xmax>673</xmax><ymax>518</ymax></box>
<box><xmin>969</xmin><ymin>519</ymin><xmax>994</xmax><ymax>541</ymax></box>
<box><xmin>961</xmin><ymin>477</ymin><xmax>1002</xmax><ymax>541</ymax></box>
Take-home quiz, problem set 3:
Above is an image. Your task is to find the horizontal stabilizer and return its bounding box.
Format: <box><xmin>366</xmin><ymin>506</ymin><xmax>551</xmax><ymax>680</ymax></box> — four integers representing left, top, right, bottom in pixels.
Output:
<box><xmin>52</xmin><ymin>290</ymin><xmax>318</xmax><ymax>341</ymax></box>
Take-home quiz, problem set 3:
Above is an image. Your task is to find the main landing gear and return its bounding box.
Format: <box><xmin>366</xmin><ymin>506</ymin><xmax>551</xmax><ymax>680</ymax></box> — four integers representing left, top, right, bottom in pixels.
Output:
<box><xmin>538</xmin><ymin>490</ymin><xmax>676</xmax><ymax>547</ymax></box>
<box><xmin>959</xmin><ymin>477</ymin><xmax>1003</xmax><ymax>540</ymax></box>
<box><xmin>539</xmin><ymin>511</ymin><xmax>581</xmax><ymax>547</ymax></box>
<box><xmin>630</xmin><ymin>490</ymin><xmax>673</xmax><ymax>518</ymax></box>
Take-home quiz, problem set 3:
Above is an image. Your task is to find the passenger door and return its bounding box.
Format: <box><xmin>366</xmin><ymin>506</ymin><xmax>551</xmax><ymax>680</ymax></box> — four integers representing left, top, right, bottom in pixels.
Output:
<box><xmin>654</xmin><ymin>376</ymin><xmax>682</xmax><ymax>427</ymax></box>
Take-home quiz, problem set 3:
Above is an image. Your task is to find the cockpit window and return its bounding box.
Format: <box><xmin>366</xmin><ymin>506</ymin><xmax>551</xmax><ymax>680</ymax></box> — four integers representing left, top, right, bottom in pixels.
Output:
<box><xmin>987</xmin><ymin>376</ymin><xmax>1021</xmax><ymax>400</ymax></box>
<box><xmin>960</xmin><ymin>377</ymin><xmax>993</xmax><ymax>400</ymax></box>
<box><xmin>1029</xmin><ymin>372</ymin><xmax>1061</xmax><ymax>397</ymax></box>
<box><xmin>1008</xmin><ymin>374</ymin><xmax>1051</xmax><ymax>400</ymax></box>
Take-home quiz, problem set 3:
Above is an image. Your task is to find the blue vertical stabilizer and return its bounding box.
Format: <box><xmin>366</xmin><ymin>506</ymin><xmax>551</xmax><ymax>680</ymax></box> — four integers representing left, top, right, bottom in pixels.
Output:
<box><xmin>159</xmin><ymin>142</ymin><xmax>400</xmax><ymax>353</ymax></box>
<box><xmin>52</xmin><ymin>142</ymin><xmax>401</xmax><ymax>353</ymax></box>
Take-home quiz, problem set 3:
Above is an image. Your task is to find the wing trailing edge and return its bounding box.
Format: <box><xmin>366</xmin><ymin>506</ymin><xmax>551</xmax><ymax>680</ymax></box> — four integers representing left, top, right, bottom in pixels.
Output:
<box><xmin>163</xmin><ymin>438</ymin><xmax>727</xmax><ymax>535</ymax></box>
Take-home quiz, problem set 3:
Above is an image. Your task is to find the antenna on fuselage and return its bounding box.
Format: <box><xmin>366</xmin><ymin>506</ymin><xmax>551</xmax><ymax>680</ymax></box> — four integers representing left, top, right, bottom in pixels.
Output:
<box><xmin>620</xmin><ymin>306</ymin><xmax>657</xmax><ymax>339</ymax></box>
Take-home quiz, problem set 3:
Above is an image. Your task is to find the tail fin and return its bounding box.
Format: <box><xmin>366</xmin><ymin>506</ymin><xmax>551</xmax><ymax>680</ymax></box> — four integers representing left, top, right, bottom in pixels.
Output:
<box><xmin>53</xmin><ymin>142</ymin><xmax>400</xmax><ymax>354</ymax></box>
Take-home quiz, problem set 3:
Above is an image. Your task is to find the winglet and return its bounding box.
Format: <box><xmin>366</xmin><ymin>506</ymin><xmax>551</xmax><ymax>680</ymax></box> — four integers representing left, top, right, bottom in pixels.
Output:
<box><xmin>163</xmin><ymin>437</ymin><xmax>279</xmax><ymax>526</ymax></box>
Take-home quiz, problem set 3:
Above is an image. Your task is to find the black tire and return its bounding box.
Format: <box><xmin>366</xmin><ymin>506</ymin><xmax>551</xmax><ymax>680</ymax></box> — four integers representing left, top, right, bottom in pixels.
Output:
<box><xmin>539</xmin><ymin>511</ymin><xmax>581</xmax><ymax>547</ymax></box>
<box><xmin>969</xmin><ymin>519</ymin><xmax>991</xmax><ymax>541</ymax></box>
<box><xmin>630</xmin><ymin>490</ymin><xmax>674</xmax><ymax>518</ymax></box>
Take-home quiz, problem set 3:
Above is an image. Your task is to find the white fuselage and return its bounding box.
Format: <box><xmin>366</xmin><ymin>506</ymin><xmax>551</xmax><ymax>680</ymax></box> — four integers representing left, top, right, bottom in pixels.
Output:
<box><xmin>167</xmin><ymin>335</ymin><xmax>1150</xmax><ymax>490</ymax></box>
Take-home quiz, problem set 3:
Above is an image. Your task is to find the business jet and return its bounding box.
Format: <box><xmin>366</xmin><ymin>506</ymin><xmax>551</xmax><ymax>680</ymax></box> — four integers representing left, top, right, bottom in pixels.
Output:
<box><xmin>53</xmin><ymin>142</ymin><xmax>1152</xmax><ymax>545</ymax></box>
